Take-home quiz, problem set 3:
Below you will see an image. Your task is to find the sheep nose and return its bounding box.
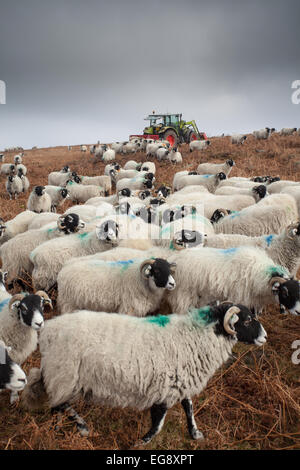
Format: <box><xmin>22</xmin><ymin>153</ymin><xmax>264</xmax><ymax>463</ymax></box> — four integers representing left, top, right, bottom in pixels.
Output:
<box><xmin>18</xmin><ymin>378</ymin><xmax>27</xmax><ymax>384</ymax></box>
<box><xmin>35</xmin><ymin>321</ymin><xmax>43</xmax><ymax>328</ymax></box>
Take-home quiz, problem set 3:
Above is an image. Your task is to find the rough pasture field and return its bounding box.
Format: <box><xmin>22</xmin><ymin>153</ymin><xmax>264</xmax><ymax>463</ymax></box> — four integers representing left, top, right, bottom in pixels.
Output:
<box><xmin>0</xmin><ymin>134</ymin><xmax>299</xmax><ymax>450</ymax></box>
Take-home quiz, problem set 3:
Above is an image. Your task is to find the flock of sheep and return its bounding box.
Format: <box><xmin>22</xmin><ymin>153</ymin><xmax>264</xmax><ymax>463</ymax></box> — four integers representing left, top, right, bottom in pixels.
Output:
<box><xmin>0</xmin><ymin>127</ymin><xmax>300</xmax><ymax>448</ymax></box>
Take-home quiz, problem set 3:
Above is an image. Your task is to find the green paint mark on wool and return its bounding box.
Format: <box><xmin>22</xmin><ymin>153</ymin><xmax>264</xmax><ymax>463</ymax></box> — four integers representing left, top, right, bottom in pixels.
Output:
<box><xmin>266</xmin><ymin>265</ymin><xmax>289</xmax><ymax>278</ymax></box>
<box><xmin>46</xmin><ymin>228</ymin><xmax>57</xmax><ymax>234</ymax></box>
<box><xmin>169</xmin><ymin>240</ymin><xmax>175</xmax><ymax>250</ymax></box>
<box><xmin>190</xmin><ymin>305</ymin><xmax>214</xmax><ymax>325</ymax></box>
<box><xmin>77</xmin><ymin>231</ymin><xmax>90</xmax><ymax>240</ymax></box>
<box><xmin>145</xmin><ymin>315</ymin><xmax>170</xmax><ymax>327</ymax></box>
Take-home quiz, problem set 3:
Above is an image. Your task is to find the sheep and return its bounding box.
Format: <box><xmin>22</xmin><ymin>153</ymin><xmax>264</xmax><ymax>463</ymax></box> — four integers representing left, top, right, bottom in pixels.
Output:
<box><xmin>64</xmin><ymin>204</ymin><xmax>98</xmax><ymax>222</ymax></box>
<box><xmin>146</xmin><ymin>142</ymin><xmax>161</xmax><ymax>158</ymax></box>
<box><xmin>280</xmin><ymin>128</ymin><xmax>297</xmax><ymax>136</ymax></box>
<box><xmin>48</xmin><ymin>171</ymin><xmax>73</xmax><ymax>187</ymax></box>
<box><xmin>0</xmin><ymin>214</ymin><xmax>85</xmax><ymax>283</ymax></box>
<box><xmin>0</xmin><ymin>210</ymin><xmax>37</xmax><ymax>245</ymax></box>
<box><xmin>21</xmin><ymin>302</ymin><xmax>267</xmax><ymax>441</ymax></box>
<box><xmin>80</xmin><ymin>145</ymin><xmax>87</xmax><ymax>152</ymax></box>
<box><xmin>213</xmin><ymin>194</ymin><xmax>298</xmax><ymax>236</ymax></box>
<box><xmin>16</xmin><ymin>163</ymin><xmax>27</xmax><ymax>176</ymax></box>
<box><xmin>0</xmin><ymin>291</ymin><xmax>52</xmax><ymax>403</ymax></box>
<box><xmin>102</xmin><ymin>148</ymin><xmax>116</xmax><ymax>162</ymax></box>
<box><xmin>27</xmin><ymin>186</ymin><xmax>52</xmax><ymax>213</ymax></box>
<box><xmin>253</xmin><ymin>128</ymin><xmax>275</xmax><ymax>140</ymax></box>
<box><xmin>30</xmin><ymin>217</ymin><xmax>123</xmax><ymax>291</ymax></box>
<box><xmin>141</xmin><ymin>161</ymin><xmax>156</xmax><ymax>174</ymax></box>
<box><xmin>57</xmin><ymin>256</ymin><xmax>176</xmax><ymax>315</ymax></box>
<box><xmin>110</xmin><ymin>142</ymin><xmax>124</xmax><ymax>154</ymax></box>
<box><xmin>60</xmin><ymin>166</ymin><xmax>70</xmax><ymax>173</ymax></box>
<box><xmin>123</xmin><ymin>160</ymin><xmax>141</xmax><ymax>171</ymax></box>
<box><xmin>1</xmin><ymin>164</ymin><xmax>15</xmax><ymax>176</ymax></box>
<box><xmin>17</xmin><ymin>168</ymin><xmax>30</xmax><ymax>193</ymax></box>
<box><xmin>30</xmin><ymin>213</ymin><xmax>160</xmax><ymax>291</ymax></box>
<box><xmin>215</xmin><ymin>184</ymin><xmax>268</xmax><ymax>203</ymax></box>
<box><xmin>174</xmin><ymin>221</ymin><xmax>300</xmax><ymax>278</ymax></box>
<box><xmin>116</xmin><ymin>176</ymin><xmax>154</xmax><ymax>193</ymax></box>
<box><xmin>6</xmin><ymin>175</ymin><xmax>23</xmax><ymax>199</ymax></box>
<box><xmin>66</xmin><ymin>181</ymin><xmax>105</xmax><ymax>204</ymax></box>
<box><xmin>189</xmin><ymin>140</ymin><xmax>211</xmax><ymax>152</ymax></box>
<box><xmin>166</xmin><ymin>246</ymin><xmax>300</xmax><ymax>315</ymax></box>
<box><xmin>79</xmin><ymin>175</ymin><xmax>111</xmax><ymax>194</ymax></box>
<box><xmin>231</xmin><ymin>134</ymin><xmax>247</xmax><ymax>144</ymax></box>
<box><xmin>94</xmin><ymin>144</ymin><xmax>108</xmax><ymax>161</ymax></box>
<box><xmin>14</xmin><ymin>154</ymin><xmax>22</xmax><ymax>165</ymax></box>
<box><xmin>104</xmin><ymin>162</ymin><xmax>121</xmax><ymax>176</ymax></box>
<box><xmin>122</xmin><ymin>142</ymin><xmax>141</xmax><ymax>154</ymax></box>
<box><xmin>0</xmin><ymin>154</ymin><xmax>5</xmax><ymax>163</ymax></box>
<box><xmin>44</xmin><ymin>186</ymin><xmax>69</xmax><ymax>212</ymax></box>
<box><xmin>267</xmin><ymin>180</ymin><xmax>300</xmax><ymax>194</ymax></box>
<box><xmin>196</xmin><ymin>159</ymin><xmax>235</xmax><ymax>177</ymax></box>
<box><xmin>174</xmin><ymin>172</ymin><xmax>227</xmax><ymax>193</ymax></box>
<box><xmin>156</xmin><ymin>147</ymin><xmax>170</xmax><ymax>161</ymax></box>
<box><xmin>0</xmin><ymin>340</ymin><xmax>27</xmax><ymax>398</ymax></box>
<box><xmin>168</xmin><ymin>147</ymin><xmax>182</xmax><ymax>164</ymax></box>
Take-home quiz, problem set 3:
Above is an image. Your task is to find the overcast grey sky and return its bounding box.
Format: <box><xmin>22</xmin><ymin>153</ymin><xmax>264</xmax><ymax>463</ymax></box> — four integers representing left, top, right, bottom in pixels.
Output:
<box><xmin>0</xmin><ymin>0</ymin><xmax>299</xmax><ymax>149</ymax></box>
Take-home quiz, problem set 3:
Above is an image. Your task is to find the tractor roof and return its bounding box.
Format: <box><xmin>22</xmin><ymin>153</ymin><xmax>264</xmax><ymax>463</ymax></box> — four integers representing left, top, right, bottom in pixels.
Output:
<box><xmin>144</xmin><ymin>113</ymin><xmax>182</xmax><ymax>120</ymax></box>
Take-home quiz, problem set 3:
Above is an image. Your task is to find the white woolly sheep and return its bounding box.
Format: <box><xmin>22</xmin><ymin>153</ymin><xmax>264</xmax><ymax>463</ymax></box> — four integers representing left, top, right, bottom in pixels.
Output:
<box><xmin>6</xmin><ymin>175</ymin><xmax>23</xmax><ymax>199</ymax></box>
<box><xmin>1</xmin><ymin>164</ymin><xmax>15</xmax><ymax>176</ymax></box>
<box><xmin>213</xmin><ymin>194</ymin><xmax>298</xmax><ymax>236</ymax></box>
<box><xmin>253</xmin><ymin>128</ymin><xmax>275</xmax><ymax>140</ymax></box>
<box><xmin>16</xmin><ymin>163</ymin><xmax>27</xmax><ymax>176</ymax></box>
<box><xmin>0</xmin><ymin>340</ymin><xmax>27</xmax><ymax>398</ymax></box>
<box><xmin>231</xmin><ymin>134</ymin><xmax>247</xmax><ymax>144</ymax></box>
<box><xmin>166</xmin><ymin>246</ymin><xmax>300</xmax><ymax>315</ymax></box>
<box><xmin>17</xmin><ymin>168</ymin><xmax>30</xmax><ymax>193</ymax></box>
<box><xmin>21</xmin><ymin>303</ymin><xmax>267</xmax><ymax>441</ymax></box>
<box><xmin>44</xmin><ymin>186</ymin><xmax>69</xmax><ymax>212</ymax></box>
<box><xmin>102</xmin><ymin>148</ymin><xmax>116</xmax><ymax>162</ymax></box>
<box><xmin>174</xmin><ymin>172</ymin><xmax>227</xmax><ymax>193</ymax></box>
<box><xmin>0</xmin><ymin>210</ymin><xmax>37</xmax><ymax>245</ymax></box>
<box><xmin>189</xmin><ymin>140</ymin><xmax>211</xmax><ymax>152</ymax></box>
<box><xmin>57</xmin><ymin>256</ymin><xmax>176</xmax><ymax>315</ymax></box>
<box><xmin>0</xmin><ymin>214</ymin><xmax>85</xmax><ymax>283</ymax></box>
<box><xmin>0</xmin><ymin>291</ymin><xmax>52</xmax><ymax>402</ymax></box>
<box><xmin>79</xmin><ymin>175</ymin><xmax>111</xmax><ymax>194</ymax></box>
<box><xmin>196</xmin><ymin>159</ymin><xmax>235</xmax><ymax>177</ymax></box>
<box><xmin>279</xmin><ymin>128</ymin><xmax>297</xmax><ymax>136</ymax></box>
<box><xmin>27</xmin><ymin>186</ymin><xmax>52</xmax><ymax>213</ymax></box>
<box><xmin>66</xmin><ymin>182</ymin><xmax>105</xmax><ymax>204</ymax></box>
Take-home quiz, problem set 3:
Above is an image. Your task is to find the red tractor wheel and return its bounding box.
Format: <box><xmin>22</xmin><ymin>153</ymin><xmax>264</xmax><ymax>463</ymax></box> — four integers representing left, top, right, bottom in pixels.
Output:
<box><xmin>185</xmin><ymin>129</ymin><xmax>199</xmax><ymax>143</ymax></box>
<box><xmin>162</xmin><ymin>129</ymin><xmax>178</xmax><ymax>147</ymax></box>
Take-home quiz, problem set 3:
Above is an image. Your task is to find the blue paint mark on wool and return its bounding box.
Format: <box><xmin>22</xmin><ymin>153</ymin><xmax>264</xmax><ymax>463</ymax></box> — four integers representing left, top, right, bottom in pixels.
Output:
<box><xmin>264</xmin><ymin>234</ymin><xmax>274</xmax><ymax>246</ymax></box>
<box><xmin>0</xmin><ymin>298</ymin><xmax>10</xmax><ymax>312</ymax></box>
<box><xmin>228</xmin><ymin>211</ymin><xmax>239</xmax><ymax>219</ymax></box>
<box><xmin>201</xmin><ymin>174</ymin><xmax>211</xmax><ymax>179</ymax></box>
<box><xmin>219</xmin><ymin>247</ymin><xmax>237</xmax><ymax>255</ymax></box>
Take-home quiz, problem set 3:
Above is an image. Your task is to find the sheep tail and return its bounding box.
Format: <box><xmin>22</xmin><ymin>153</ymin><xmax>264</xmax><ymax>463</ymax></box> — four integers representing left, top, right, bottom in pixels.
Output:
<box><xmin>21</xmin><ymin>368</ymin><xmax>48</xmax><ymax>411</ymax></box>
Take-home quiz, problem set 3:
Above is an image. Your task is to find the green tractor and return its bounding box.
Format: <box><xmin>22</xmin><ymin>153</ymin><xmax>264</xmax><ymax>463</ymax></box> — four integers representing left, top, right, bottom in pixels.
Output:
<box><xmin>130</xmin><ymin>113</ymin><xmax>207</xmax><ymax>147</ymax></box>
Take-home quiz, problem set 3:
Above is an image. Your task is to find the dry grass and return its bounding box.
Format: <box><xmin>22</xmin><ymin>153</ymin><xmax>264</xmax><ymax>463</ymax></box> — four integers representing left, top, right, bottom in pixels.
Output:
<box><xmin>0</xmin><ymin>133</ymin><xmax>300</xmax><ymax>450</ymax></box>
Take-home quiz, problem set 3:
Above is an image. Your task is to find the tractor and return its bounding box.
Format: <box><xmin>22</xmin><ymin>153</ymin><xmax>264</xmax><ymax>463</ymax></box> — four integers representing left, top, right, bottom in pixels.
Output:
<box><xmin>130</xmin><ymin>113</ymin><xmax>207</xmax><ymax>147</ymax></box>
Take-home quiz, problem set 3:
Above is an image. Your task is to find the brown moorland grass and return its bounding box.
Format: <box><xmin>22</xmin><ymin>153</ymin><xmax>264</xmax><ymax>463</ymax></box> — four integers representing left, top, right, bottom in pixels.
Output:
<box><xmin>0</xmin><ymin>133</ymin><xmax>299</xmax><ymax>450</ymax></box>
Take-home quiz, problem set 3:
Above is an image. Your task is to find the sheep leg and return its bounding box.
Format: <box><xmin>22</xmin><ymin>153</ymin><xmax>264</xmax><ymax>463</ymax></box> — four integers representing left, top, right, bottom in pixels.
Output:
<box><xmin>140</xmin><ymin>403</ymin><xmax>168</xmax><ymax>444</ymax></box>
<box><xmin>51</xmin><ymin>402</ymin><xmax>89</xmax><ymax>437</ymax></box>
<box><xmin>10</xmin><ymin>390</ymin><xmax>19</xmax><ymax>404</ymax></box>
<box><xmin>181</xmin><ymin>398</ymin><xmax>204</xmax><ymax>440</ymax></box>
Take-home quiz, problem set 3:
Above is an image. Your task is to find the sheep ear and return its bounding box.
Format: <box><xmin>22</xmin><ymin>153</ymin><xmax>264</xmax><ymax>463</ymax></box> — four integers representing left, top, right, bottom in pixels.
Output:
<box><xmin>140</xmin><ymin>259</ymin><xmax>155</xmax><ymax>279</ymax></box>
<box><xmin>36</xmin><ymin>291</ymin><xmax>53</xmax><ymax>310</ymax></box>
<box><xmin>2</xmin><ymin>271</ymin><xmax>8</xmax><ymax>282</ymax></box>
<box><xmin>169</xmin><ymin>262</ymin><xmax>176</xmax><ymax>273</ymax></box>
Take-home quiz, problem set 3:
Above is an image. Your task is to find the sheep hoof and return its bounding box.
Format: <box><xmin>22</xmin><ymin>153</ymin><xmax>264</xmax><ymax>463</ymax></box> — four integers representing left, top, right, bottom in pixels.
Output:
<box><xmin>134</xmin><ymin>439</ymin><xmax>148</xmax><ymax>447</ymax></box>
<box><xmin>191</xmin><ymin>429</ymin><xmax>204</xmax><ymax>440</ymax></box>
